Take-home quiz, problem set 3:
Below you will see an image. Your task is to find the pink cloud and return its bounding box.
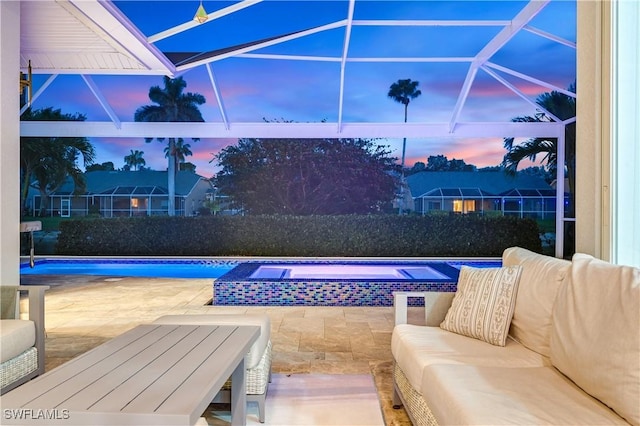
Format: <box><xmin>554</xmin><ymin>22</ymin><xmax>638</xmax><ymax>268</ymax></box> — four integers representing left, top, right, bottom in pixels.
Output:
<box><xmin>399</xmin><ymin>136</ymin><xmax>544</xmax><ymax>170</ymax></box>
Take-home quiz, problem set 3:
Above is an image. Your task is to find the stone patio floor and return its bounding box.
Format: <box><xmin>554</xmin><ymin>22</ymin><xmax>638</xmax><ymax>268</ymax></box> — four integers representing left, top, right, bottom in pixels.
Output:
<box><xmin>20</xmin><ymin>273</ymin><xmax>424</xmax><ymax>424</ymax></box>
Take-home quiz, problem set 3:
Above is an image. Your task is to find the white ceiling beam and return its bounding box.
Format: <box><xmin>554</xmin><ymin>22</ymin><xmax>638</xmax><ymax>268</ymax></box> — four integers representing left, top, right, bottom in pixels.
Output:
<box><xmin>81</xmin><ymin>75</ymin><xmax>122</xmax><ymax>129</ymax></box>
<box><xmin>347</xmin><ymin>57</ymin><xmax>474</xmax><ymax>63</ymax></box>
<box><xmin>484</xmin><ymin>62</ymin><xmax>576</xmax><ymax>97</ymax></box>
<box><xmin>448</xmin><ymin>0</ymin><xmax>551</xmax><ymax>132</ymax></box>
<box><xmin>205</xmin><ymin>63</ymin><xmax>229</xmax><ymax>130</ymax></box>
<box><xmin>448</xmin><ymin>65</ymin><xmax>478</xmax><ymax>133</ymax></box>
<box><xmin>239</xmin><ymin>53</ymin><xmax>341</xmax><ymax>62</ymax></box>
<box><xmin>237</xmin><ymin>53</ymin><xmax>475</xmax><ymax>63</ymax></box>
<box><xmin>20</xmin><ymin>74</ymin><xmax>58</xmax><ymax>115</ymax></box>
<box><xmin>473</xmin><ymin>1</ymin><xmax>550</xmax><ymax>63</ymax></box>
<box><xmin>175</xmin><ymin>20</ymin><xmax>347</xmax><ymax>71</ymax></box>
<box><xmin>24</xmin><ymin>68</ymin><xmax>171</xmax><ymax>76</ymax></box>
<box><xmin>337</xmin><ymin>0</ymin><xmax>356</xmax><ymax>132</ymax></box>
<box><xmin>523</xmin><ymin>25</ymin><xmax>576</xmax><ymax>49</ymax></box>
<box><xmin>20</xmin><ymin>121</ymin><xmax>564</xmax><ymax>139</ymax></box>
<box><xmin>480</xmin><ymin>65</ymin><xmax>563</xmax><ymax>122</ymax></box>
<box><xmin>148</xmin><ymin>0</ymin><xmax>264</xmax><ymax>43</ymax></box>
<box><xmin>352</xmin><ymin>20</ymin><xmax>510</xmax><ymax>27</ymax></box>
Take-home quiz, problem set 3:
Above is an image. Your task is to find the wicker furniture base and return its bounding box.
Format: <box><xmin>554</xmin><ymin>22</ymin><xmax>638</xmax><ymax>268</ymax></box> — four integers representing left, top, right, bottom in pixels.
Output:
<box><xmin>393</xmin><ymin>362</ymin><xmax>438</xmax><ymax>426</ymax></box>
<box><xmin>0</xmin><ymin>347</ymin><xmax>38</xmax><ymax>393</ymax></box>
<box><xmin>217</xmin><ymin>340</ymin><xmax>273</xmax><ymax>423</ymax></box>
<box><xmin>0</xmin><ymin>285</ymin><xmax>48</xmax><ymax>395</ymax></box>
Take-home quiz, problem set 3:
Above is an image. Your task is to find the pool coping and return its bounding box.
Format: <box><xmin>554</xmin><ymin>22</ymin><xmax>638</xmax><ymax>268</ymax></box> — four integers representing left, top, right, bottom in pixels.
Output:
<box><xmin>218</xmin><ymin>260</ymin><xmax>464</xmax><ymax>283</ymax></box>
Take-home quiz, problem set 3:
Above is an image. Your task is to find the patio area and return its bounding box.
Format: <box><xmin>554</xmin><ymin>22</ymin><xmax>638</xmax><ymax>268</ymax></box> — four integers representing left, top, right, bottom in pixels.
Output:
<box><xmin>20</xmin><ymin>273</ymin><xmax>419</xmax><ymax>425</ymax></box>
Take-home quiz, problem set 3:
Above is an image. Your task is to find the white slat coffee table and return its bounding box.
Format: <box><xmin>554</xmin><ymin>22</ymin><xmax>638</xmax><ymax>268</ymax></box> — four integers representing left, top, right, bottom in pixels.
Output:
<box><xmin>2</xmin><ymin>324</ymin><xmax>259</xmax><ymax>425</ymax></box>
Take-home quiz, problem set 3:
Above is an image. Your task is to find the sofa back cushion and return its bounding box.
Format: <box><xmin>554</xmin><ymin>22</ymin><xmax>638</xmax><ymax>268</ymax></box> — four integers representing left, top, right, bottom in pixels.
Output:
<box><xmin>550</xmin><ymin>253</ymin><xmax>640</xmax><ymax>426</ymax></box>
<box><xmin>503</xmin><ymin>247</ymin><xmax>570</xmax><ymax>357</ymax></box>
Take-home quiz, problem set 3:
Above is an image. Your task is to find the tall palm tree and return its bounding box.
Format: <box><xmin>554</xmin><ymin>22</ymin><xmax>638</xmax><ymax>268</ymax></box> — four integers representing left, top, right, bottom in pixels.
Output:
<box><xmin>20</xmin><ymin>107</ymin><xmax>95</xmax><ymax>216</ymax></box>
<box><xmin>388</xmin><ymin>78</ymin><xmax>422</xmax><ymax>214</ymax></box>
<box><xmin>164</xmin><ymin>138</ymin><xmax>193</xmax><ymax>172</ymax></box>
<box><xmin>502</xmin><ymin>82</ymin><xmax>576</xmax><ymax>197</ymax></box>
<box><xmin>124</xmin><ymin>149</ymin><xmax>146</xmax><ymax>171</ymax></box>
<box><xmin>134</xmin><ymin>76</ymin><xmax>205</xmax><ymax>216</ymax></box>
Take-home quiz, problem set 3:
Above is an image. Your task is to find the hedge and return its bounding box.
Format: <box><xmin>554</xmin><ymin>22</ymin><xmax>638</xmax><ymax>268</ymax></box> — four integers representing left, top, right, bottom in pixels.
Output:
<box><xmin>56</xmin><ymin>214</ymin><xmax>542</xmax><ymax>257</ymax></box>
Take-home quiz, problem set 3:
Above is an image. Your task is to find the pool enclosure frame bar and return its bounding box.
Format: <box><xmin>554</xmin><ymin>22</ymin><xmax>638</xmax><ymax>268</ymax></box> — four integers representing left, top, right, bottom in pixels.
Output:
<box><xmin>16</xmin><ymin>0</ymin><xmax>574</xmax><ymax>258</ymax></box>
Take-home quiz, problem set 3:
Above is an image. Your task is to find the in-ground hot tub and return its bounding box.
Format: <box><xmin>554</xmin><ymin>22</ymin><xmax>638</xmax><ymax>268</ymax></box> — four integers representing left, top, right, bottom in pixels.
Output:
<box><xmin>213</xmin><ymin>260</ymin><xmax>500</xmax><ymax>307</ymax></box>
<box><xmin>249</xmin><ymin>264</ymin><xmax>450</xmax><ymax>280</ymax></box>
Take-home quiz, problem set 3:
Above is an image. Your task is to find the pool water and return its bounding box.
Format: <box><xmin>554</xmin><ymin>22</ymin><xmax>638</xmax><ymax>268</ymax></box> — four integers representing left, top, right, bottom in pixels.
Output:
<box><xmin>20</xmin><ymin>259</ymin><xmax>237</xmax><ymax>279</ymax></box>
<box><xmin>21</xmin><ymin>258</ymin><xmax>502</xmax><ymax>306</ymax></box>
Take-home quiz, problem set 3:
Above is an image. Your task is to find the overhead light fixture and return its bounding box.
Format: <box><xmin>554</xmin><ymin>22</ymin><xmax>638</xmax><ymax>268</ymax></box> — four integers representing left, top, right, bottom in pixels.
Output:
<box><xmin>194</xmin><ymin>1</ymin><xmax>208</xmax><ymax>24</ymax></box>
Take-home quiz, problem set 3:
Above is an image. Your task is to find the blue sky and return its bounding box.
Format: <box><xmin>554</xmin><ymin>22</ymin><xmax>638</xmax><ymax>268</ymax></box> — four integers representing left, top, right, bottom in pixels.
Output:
<box><xmin>29</xmin><ymin>0</ymin><xmax>576</xmax><ymax>178</ymax></box>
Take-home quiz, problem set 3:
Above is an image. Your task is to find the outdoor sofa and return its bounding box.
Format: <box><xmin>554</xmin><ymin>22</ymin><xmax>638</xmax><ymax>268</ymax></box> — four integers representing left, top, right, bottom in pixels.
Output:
<box><xmin>0</xmin><ymin>285</ymin><xmax>49</xmax><ymax>394</ymax></box>
<box><xmin>392</xmin><ymin>246</ymin><xmax>639</xmax><ymax>425</ymax></box>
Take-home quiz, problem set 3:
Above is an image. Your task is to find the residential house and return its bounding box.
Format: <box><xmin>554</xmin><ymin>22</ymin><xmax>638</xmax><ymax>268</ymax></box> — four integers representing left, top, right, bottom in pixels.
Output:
<box><xmin>32</xmin><ymin>171</ymin><xmax>214</xmax><ymax>218</ymax></box>
<box><xmin>407</xmin><ymin>171</ymin><xmax>563</xmax><ymax>219</ymax></box>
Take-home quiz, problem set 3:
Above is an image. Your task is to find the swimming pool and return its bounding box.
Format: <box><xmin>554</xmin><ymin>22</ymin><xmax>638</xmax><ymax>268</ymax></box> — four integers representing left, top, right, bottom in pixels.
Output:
<box><xmin>20</xmin><ymin>258</ymin><xmax>238</xmax><ymax>279</ymax></box>
<box><xmin>21</xmin><ymin>257</ymin><xmax>502</xmax><ymax>306</ymax></box>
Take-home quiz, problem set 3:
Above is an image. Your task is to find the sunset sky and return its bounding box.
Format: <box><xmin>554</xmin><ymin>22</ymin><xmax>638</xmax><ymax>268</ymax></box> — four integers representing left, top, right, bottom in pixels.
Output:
<box><xmin>27</xmin><ymin>0</ymin><xmax>576</xmax><ymax>178</ymax></box>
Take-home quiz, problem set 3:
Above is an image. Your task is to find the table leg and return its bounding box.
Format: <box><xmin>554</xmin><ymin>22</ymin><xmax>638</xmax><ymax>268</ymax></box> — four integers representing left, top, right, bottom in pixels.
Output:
<box><xmin>230</xmin><ymin>358</ymin><xmax>247</xmax><ymax>426</ymax></box>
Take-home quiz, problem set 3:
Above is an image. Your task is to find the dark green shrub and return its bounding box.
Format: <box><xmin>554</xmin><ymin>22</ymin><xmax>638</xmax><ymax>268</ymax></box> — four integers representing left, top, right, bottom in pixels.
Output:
<box><xmin>56</xmin><ymin>214</ymin><xmax>542</xmax><ymax>257</ymax></box>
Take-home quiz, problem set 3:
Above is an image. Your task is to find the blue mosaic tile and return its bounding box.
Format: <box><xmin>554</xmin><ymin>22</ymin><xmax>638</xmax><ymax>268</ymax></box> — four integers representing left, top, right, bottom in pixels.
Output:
<box><xmin>213</xmin><ymin>259</ymin><xmax>499</xmax><ymax>307</ymax></box>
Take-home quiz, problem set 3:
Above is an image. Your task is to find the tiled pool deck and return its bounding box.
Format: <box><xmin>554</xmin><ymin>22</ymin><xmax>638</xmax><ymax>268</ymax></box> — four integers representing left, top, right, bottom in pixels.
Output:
<box><xmin>19</xmin><ymin>273</ymin><xmax>422</xmax><ymax>425</ymax></box>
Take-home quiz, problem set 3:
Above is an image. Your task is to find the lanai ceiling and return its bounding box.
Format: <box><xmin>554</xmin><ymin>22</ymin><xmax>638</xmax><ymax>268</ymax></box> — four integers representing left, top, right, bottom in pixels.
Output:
<box><xmin>19</xmin><ymin>0</ymin><xmax>576</xmax><ymax>139</ymax></box>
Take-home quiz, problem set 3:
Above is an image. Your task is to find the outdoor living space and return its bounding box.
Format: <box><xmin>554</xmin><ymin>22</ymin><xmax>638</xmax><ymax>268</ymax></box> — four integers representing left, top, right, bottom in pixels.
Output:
<box><xmin>20</xmin><ymin>273</ymin><xmax>416</xmax><ymax>425</ymax></box>
<box><xmin>3</xmin><ymin>0</ymin><xmax>640</xmax><ymax>425</ymax></box>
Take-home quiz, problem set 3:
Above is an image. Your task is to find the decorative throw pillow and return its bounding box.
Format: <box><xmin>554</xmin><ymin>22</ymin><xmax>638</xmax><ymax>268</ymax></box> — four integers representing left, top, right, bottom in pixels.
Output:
<box><xmin>440</xmin><ymin>265</ymin><xmax>522</xmax><ymax>346</ymax></box>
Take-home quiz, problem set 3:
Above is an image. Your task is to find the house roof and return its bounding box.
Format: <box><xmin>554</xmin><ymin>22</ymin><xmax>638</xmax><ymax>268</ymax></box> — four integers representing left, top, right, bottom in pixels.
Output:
<box><xmin>53</xmin><ymin>171</ymin><xmax>207</xmax><ymax>196</ymax></box>
<box><xmin>406</xmin><ymin>171</ymin><xmax>553</xmax><ymax>198</ymax></box>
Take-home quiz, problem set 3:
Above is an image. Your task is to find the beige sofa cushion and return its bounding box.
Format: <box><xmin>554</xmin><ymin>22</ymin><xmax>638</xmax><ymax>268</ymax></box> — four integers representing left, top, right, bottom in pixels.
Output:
<box><xmin>421</xmin><ymin>364</ymin><xmax>629</xmax><ymax>425</ymax></box>
<box><xmin>503</xmin><ymin>247</ymin><xmax>570</xmax><ymax>357</ymax></box>
<box><xmin>152</xmin><ymin>314</ymin><xmax>270</xmax><ymax>370</ymax></box>
<box><xmin>551</xmin><ymin>253</ymin><xmax>640</xmax><ymax>426</ymax></box>
<box><xmin>0</xmin><ymin>320</ymin><xmax>36</xmax><ymax>363</ymax></box>
<box><xmin>440</xmin><ymin>265</ymin><xmax>522</xmax><ymax>346</ymax></box>
<box><xmin>391</xmin><ymin>324</ymin><xmax>549</xmax><ymax>392</ymax></box>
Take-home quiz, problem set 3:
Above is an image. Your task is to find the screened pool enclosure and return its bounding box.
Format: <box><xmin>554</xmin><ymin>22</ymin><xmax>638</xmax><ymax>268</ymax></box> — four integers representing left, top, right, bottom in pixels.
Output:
<box><xmin>17</xmin><ymin>0</ymin><xmax>576</xmax><ymax>256</ymax></box>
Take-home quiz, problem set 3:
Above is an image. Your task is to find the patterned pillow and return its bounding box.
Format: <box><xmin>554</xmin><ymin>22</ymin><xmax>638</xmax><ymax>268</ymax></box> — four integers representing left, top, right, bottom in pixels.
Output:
<box><xmin>440</xmin><ymin>266</ymin><xmax>523</xmax><ymax>346</ymax></box>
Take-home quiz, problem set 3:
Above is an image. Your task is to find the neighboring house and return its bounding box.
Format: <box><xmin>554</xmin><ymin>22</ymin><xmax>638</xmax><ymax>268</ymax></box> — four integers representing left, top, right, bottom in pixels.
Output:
<box><xmin>32</xmin><ymin>170</ymin><xmax>214</xmax><ymax>217</ymax></box>
<box><xmin>407</xmin><ymin>171</ymin><xmax>566</xmax><ymax>220</ymax></box>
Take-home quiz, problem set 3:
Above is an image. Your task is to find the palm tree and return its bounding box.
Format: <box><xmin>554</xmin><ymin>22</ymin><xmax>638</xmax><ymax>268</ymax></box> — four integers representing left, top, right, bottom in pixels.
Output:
<box><xmin>164</xmin><ymin>138</ymin><xmax>193</xmax><ymax>172</ymax></box>
<box><xmin>134</xmin><ymin>76</ymin><xmax>205</xmax><ymax>215</ymax></box>
<box><xmin>20</xmin><ymin>107</ymin><xmax>95</xmax><ymax>216</ymax></box>
<box><xmin>388</xmin><ymin>78</ymin><xmax>422</xmax><ymax>214</ymax></box>
<box><xmin>124</xmin><ymin>149</ymin><xmax>146</xmax><ymax>171</ymax></box>
<box><xmin>502</xmin><ymin>82</ymin><xmax>576</xmax><ymax>197</ymax></box>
